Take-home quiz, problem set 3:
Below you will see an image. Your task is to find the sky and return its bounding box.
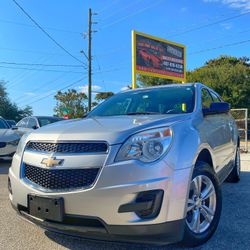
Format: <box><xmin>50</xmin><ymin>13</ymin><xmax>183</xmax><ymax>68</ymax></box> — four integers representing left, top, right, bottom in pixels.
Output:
<box><xmin>0</xmin><ymin>0</ymin><xmax>250</xmax><ymax>116</ymax></box>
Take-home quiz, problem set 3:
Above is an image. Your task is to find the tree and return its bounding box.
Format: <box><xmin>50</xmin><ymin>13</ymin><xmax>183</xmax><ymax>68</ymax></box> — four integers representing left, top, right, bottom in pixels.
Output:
<box><xmin>95</xmin><ymin>92</ymin><xmax>114</xmax><ymax>102</ymax></box>
<box><xmin>54</xmin><ymin>89</ymin><xmax>88</xmax><ymax>118</ymax></box>
<box><xmin>91</xmin><ymin>91</ymin><xmax>114</xmax><ymax>108</ymax></box>
<box><xmin>0</xmin><ymin>81</ymin><xmax>33</xmax><ymax>121</ymax></box>
<box><xmin>137</xmin><ymin>75</ymin><xmax>177</xmax><ymax>87</ymax></box>
<box><xmin>187</xmin><ymin>55</ymin><xmax>250</xmax><ymax>110</ymax></box>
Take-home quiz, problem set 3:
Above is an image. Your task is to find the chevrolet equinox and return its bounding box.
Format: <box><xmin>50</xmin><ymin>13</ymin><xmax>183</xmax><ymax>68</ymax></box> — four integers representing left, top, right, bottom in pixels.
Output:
<box><xmin>9</xmin><ymin>83</ymin><xmax>240</xmax><ymax>247</ymax></box>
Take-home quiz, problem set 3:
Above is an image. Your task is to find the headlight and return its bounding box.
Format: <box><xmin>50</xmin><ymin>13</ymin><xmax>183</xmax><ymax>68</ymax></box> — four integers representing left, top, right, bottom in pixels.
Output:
<box><xmin>15</xmin><ymin>133</ymin><xmax>30</xmax><ymax>157</ymax></box>
<box><xmin>7</xmin><ymin>139</ymin><xmax>20</xmax><ymax>146</ymax></box>
<box><xmin>115</xmin><ymin>127</ymin><xmax>173</xmax><ymax>163</ymax></box>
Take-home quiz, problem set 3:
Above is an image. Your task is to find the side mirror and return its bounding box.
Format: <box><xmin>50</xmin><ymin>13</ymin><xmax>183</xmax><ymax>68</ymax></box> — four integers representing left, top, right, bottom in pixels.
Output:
<box><xmin>32</xmin><ymin>125</ymin><xmax>38</xmax><ymax>130</ymax></box>
<box><xmin>11</xmin><ymin>125</ymin><xmax>18</xmax><ymax>130</ymax></box>
<box><xmin>203</xmin><ymin>102</ymin><xmax>230</xmax><ymax>116</ymax></box>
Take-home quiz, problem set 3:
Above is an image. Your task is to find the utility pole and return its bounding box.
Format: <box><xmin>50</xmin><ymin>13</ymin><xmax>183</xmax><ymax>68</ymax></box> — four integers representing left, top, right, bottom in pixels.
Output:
<box><xmin>88</xmin><ymin>8</ymin><xmax>92</xmax><ymax>112</ymax></box>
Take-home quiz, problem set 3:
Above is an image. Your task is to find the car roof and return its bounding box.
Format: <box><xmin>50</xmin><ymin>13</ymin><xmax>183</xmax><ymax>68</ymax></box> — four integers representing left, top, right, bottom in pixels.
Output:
<box><xmin>121</xmin><ymin>82</ymin><xmax>205</xmax><ymax>93</ymax></box>
<box><xmin>34</xmin><ymin>116</ymin><xmax>62</xmax><ymax>119</ymax></box>
<box><xmin>23</xmin><ymin>116</ymin><xmax>62</xmax><ymax>119</ymax></box>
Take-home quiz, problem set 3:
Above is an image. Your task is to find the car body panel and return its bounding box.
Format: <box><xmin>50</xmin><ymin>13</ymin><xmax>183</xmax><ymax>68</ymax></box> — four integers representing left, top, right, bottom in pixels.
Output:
<box><xmin>0</xmin><ymin>118</ymin><xmax>20</xmax><ymax>157</ymax></box>
<box><xmin>16</xmin><ymin>116</ymin><xmax>64</xmax><ymax>137</ymax></box>
<box><xmin>8</xmin><ymin>83</ymin><xmax>238</xmax><ymax>244</ymax></box>
<box><xmin>28</xmin><ymin>114</ymin><xmax>191</xmax><ymax>145</ymax></box>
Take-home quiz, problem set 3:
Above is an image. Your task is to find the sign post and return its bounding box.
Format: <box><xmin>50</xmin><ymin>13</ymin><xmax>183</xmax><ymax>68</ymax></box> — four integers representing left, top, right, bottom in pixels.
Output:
<box><xmin>132</xmin><ymin>30</ymin><xmax>137</xmax><ymax>89</ymax></box>
<box><xmin>132</xmin><ymin>30</ymin><xmax>186</xmax><ymax>88</ymax></box>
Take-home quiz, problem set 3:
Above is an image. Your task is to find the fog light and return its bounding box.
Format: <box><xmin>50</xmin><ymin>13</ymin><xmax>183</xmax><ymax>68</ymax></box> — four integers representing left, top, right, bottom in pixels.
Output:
<box><xmin>118</xmin><ymin>189</ymin><xmax>164</xmax><ymax>219</ymax></box>
<box><xmin>8</xmin><ymin>177</ymin><xmax>12</xmax><ymax>194</ymax></box>
<box><xmin>135</xmin><ymin>190</ymin><xmax>164</xmax><ymax>219</ymax></box>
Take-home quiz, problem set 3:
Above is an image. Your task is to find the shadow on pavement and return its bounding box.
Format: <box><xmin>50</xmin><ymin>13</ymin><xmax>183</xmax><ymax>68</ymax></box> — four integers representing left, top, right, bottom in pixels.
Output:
<box><xmin>44</xmin><ymin>171</ymin><xmax>250</xmax><ymax>250</ymax></box>
<box><xmin>44</xmin><ymin>230</ymin><xmax>170</xmax><ymax>250</ymax></box>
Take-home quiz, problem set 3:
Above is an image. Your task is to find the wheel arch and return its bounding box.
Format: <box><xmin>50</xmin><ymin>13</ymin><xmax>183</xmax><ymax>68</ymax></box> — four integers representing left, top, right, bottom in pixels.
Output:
<box><xmin>194</xmin><ymin>147</ymin><xmax>215</xmax><ymax>171</ymax></box>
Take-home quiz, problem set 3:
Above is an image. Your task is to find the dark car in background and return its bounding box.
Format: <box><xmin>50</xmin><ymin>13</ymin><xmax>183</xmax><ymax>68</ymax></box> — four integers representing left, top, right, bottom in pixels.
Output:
<box><xmin>15</xmin><ymin>116</ymin><xmax>64</xmax><ymax>137</ymax></box>
<box><xmin>6</xmin><ymin>120</ymin><xmax>16</xmax><ymax>128</ymax></box>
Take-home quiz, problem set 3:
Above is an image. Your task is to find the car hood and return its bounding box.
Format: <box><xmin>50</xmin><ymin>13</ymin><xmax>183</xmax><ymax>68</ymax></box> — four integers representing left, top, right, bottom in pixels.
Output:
<box><xmin>28</xmin><ymin>114</ymin><xmax>191</xmax><ymax>144</ymax></box>
<box><xmin>0</xmin><ymin>129</ymin><xmax>20</xmax><ymax>142</ymax></box>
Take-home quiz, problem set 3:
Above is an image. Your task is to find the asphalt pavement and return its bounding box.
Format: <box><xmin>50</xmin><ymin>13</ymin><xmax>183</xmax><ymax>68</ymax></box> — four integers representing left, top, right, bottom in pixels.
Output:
<box><xmin>0</xmin><ymin>156</ymin><xmax>250</xmax><ymax>250</ymax></box>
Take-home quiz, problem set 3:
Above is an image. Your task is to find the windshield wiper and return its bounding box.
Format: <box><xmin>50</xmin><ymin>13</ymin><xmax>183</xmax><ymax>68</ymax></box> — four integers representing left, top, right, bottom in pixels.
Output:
<box><xmin>126</xmin><ymin>112</ymin><xmax>161</xmax><ymax>115</ymax></box>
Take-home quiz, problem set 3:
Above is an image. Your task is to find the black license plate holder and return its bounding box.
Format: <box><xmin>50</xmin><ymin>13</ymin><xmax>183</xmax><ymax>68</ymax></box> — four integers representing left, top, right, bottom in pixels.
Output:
<box><xmin>28</xmin><ymin>194</ymin><xmax>64</xmax><ymax>222</ymax></box>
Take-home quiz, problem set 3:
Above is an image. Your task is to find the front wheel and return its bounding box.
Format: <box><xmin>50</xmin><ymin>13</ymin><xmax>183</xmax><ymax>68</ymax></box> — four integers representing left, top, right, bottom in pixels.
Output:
<box><xmin>182</xmin><ymin>162</ymin><xmax>222</xmax><ymax>247</ymax></box>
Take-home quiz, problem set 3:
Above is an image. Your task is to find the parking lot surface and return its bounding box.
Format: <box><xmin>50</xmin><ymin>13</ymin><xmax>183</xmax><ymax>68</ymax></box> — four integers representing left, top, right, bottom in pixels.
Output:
<box><xmin>0</xmin><ymin>156</ymin><xmax>250</xmax><ymax>250</ymax></box>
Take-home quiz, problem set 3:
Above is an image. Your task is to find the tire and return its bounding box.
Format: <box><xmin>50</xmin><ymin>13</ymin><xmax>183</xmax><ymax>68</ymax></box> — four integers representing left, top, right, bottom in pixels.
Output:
<box><xmin>182</xmin><ymin>161</ymin><xmax>222</xmax><ymax>247</ymax></box>
<box><xmin>226</xmin><ymin>146</ymin><xmax>241</xmax><ymax>183</ymax></box>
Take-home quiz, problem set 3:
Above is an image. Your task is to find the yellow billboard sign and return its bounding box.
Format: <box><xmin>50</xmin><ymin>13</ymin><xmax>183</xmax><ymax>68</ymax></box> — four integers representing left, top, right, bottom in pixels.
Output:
<box><xmin>132</xmin><ymin>30</ymin><xmax>186</xmax><ymax>88</ymax></box>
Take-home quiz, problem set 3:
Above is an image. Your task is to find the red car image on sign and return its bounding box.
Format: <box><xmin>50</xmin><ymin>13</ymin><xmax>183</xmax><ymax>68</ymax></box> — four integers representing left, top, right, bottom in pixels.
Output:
<box><xmin>133</xmin><ymin>31</ymin><xmax>186</xmax><ymax>82</ymax></box>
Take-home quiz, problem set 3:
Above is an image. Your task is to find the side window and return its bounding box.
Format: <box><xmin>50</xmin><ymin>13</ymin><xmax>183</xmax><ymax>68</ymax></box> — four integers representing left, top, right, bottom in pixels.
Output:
<box><xmin>27</xmin><ymin>118</ymin><xmax>37</xmax><ymax>129</ymax></box>
<box><xmin>201</xmin><ymin>89</ymin><xmax>213</xmax><ymax>109</ymax></box>
<box><xmin>17</xmin><ymin>118</ymin><xmax>26</xmax><ymax>127</ymax></box>
<box><xmin>210</xmin><ymin>92</ymin><xmax>221</xmax><ymax>103</ymax></box>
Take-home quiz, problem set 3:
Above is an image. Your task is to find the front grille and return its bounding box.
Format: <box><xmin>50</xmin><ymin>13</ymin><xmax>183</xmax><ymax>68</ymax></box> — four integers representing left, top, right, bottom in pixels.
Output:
<box><xmin>24</xmin><ymin>164</ymin><xmax>99</xmax><ymax>190</ymax></box>
<box><xmin>26</xmin><ymin>141</ymin><xmax>108</xmax><ymax>154</ymax></box>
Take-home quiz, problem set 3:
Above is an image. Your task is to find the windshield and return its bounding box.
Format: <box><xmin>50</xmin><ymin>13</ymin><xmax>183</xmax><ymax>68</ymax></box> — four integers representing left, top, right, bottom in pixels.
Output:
<box><xmin>38</xmin><ymin>117</ymin><xmax>63</xmax><ymax>127</ymax></box>
<box><xmin>0</xmin><ymin>119</ymin><xmax>8</xmax><ymax>129</ymax></box>
<box><xmin>7</xmin><ymin>120</ymin><xmax>16</xmax><ymax>126</ymax></box>
<box><xmin>89</xmin><ymin>85</ymin><xmax>195</xmax><ymax>117</ymax></box>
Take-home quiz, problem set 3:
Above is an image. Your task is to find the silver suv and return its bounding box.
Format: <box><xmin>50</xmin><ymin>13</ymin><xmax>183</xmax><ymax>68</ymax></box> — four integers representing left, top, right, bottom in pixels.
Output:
<box><xmin>9</xmin><ymin>83</ymin><xmax>240</xmax><ymax>247</ymax></box>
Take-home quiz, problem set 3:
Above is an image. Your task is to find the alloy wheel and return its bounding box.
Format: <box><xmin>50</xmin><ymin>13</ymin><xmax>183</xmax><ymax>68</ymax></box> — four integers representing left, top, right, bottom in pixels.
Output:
<box><xmin>186</xmin><ymin>175</ymin><xmax>217</xmax><ymax>234</ymax></box>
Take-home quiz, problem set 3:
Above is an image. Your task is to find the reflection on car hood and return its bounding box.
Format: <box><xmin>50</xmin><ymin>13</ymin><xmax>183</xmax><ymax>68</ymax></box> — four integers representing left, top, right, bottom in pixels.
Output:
<box><xmin>0</xmin><ymin>129</ymin><xmax>20</xmax><ymax>142</ymax></box>
<box><xmin>28</xmin><ymin>114</ymin><xmax>191</xmax><ymax>144</ymax></box>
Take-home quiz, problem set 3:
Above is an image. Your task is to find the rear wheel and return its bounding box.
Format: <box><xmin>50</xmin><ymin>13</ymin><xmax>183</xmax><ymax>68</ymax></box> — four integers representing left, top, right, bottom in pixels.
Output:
<box><xmin>226</xmin><ymin>146</ymin><xmax>241</xmax><ymax>183</ymax></box>
<box><xmin>182</xmin><ymin>162</ymin><xmax>222</xmax><ymax>247</ymax></box>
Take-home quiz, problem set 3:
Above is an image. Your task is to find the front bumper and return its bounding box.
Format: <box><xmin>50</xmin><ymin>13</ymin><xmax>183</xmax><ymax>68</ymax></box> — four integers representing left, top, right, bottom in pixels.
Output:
<box><xmin>9</xmin><ymin>144</ymin><xmax>192</xmax><ymax>244</ymax></box>
<box><xmin>11</xmin><ymin>202</ymin><xmax>185</xmax><ymax>245</ymax></box>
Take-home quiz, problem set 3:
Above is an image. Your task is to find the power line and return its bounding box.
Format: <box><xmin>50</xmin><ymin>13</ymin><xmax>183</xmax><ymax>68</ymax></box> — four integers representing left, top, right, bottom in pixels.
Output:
<box><xmin>0</xmin><ymin>61</ymin><xmax>85</xmax><ymax>68</ymax></box>
<box><xmin>189</xmin><ymin>27</ymin><xmax>250</xmax><ymax>49</ymax></box>
<box><xmin>0</xmin><ymin>46</ymin><xmax>68</xmax><ymax>57</ymax></box>
<box><xmin>16</xmin><ymin>74</ymin><xmax>77</xmax><ymax>104</ymax></box>
<box><xmin>100</xmin><ymin>0</ymin><xmax>144</xmax><ymax>22</ymax></box>
<box><xmin>0</xmin><ymin>65</ymin><xmax>83</xmax><ymax>74</ymax></box>
<box><xmin>100</xmin><ymin>0</ymin><xmax>164</xmax><ymax>29</ymax></box>
<box><xmin>169</xmin><ymin>10</ymin><xmax>250</xmax><ymax>38</ymax></box>
<box><xmin>188</xmin><ymin>38</ymin><xmax>250</xmax><ymax>55</ymax></box>
<box><xmin>97</xmin><ymin>0</ymin><xmax>120</xmax><ymax>14</ymax></box>
<box><xmin>11</xmin><ymin>0</ymin><xmax>86</xmax><ymax>66</ymax></box>
<box><xmin>16</xmin><ymin>66</ymin><xmax>126</xmax><ymax>106</ymax></box>
<box><xmin>0</xmin><ymin>18</ymin><xmax>81</xmax><ymax>34</ymax></box>
<box><xmin>20</xmin><ymin>77</ymin><xmax>87</xmax><ymax>107</ymax></box>
<box><xmin>13</xmin><ymin>73</ymin><xmax>68</xmax><ymax>102</ymax></box>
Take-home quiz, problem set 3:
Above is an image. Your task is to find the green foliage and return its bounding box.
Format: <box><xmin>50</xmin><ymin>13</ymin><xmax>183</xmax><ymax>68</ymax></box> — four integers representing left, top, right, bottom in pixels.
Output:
<box><xmin>136</xmin><ymin>55</ymin><xmax>250</xmax><ymax>110</ymax></box>
<box><xmin>187</xmin><ymin>55</ymin><xmax>250</xmax><ymax>110</ymax></box>
<box><xmin>54</xmin><ymin>89</ymin><xmax>88</xmax><ymax>119</ymax></box>
<box><xmin>0</xmin><ymin>81</ymin><xmax>33</xmax><ymax>121</ymax></box>
<box><xmin>95</xmin><ymin>92</ymin><xmax>114</xmax><ymax>102</ymax></box>
<box><xmin>137</xmin><ymin>74</ymin><xmax>175</xmax><ymax>87</ymax></box>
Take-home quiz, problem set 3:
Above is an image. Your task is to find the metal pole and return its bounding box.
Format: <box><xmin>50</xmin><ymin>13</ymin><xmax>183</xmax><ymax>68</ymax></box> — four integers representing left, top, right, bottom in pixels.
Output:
<box><xmin>131</xmin><ymin>30</ymin><xmax>136</xmax><ymax>89</ymax></box>
<box><xmin>245</xmin><ymin>109</ymin><xmax>248</xmax><ymax>152</ymax></box>
<box><xmin>88</xmin><ymin>8</ymin><xmax>92</xmax><ymax>112</ymax></box>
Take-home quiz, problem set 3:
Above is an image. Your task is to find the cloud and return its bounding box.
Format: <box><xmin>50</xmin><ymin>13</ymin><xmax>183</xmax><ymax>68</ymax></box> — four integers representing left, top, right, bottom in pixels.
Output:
<box><xmin>24</xmin><ymin>92</ymin><xmax>36</xmax><ymax>96</ymax></box>
<box><xmin>180</xmin><ymin>7</ymin><xmax>188</xmax><ymax>12</ymax></box>
<box><xmin>203</xmin><ymin>0</ymin><xmax>250</xmax><ymax>11</ymax></box>
<box><xmin>120</xmin><ymin>86</ymin><xmax>130</xmax><ymax>91</ymax></box>
<box><xmin>220</xmin><ymin>22</ymin><xmax>232</xmax><ymax>29</ymax></box>
<box><xmin>78</xmin><ymin>85</ymin><xmax>102</xmax><ymax>94</ymax></box>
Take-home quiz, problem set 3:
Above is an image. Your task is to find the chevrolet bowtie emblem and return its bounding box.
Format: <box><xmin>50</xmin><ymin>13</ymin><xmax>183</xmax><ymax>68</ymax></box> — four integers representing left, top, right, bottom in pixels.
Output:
<box><xmin>41</xmin><ymin>157</ymin><xmax>64</xmax><ymax>168</ymax></box>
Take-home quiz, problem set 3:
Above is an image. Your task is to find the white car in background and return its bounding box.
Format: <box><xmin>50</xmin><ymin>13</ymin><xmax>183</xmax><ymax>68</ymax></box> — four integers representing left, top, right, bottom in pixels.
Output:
<box><xmin>15</xmin><ymin>116</ymin><xmax>64</xmax><ymax>137</ymax></box>
<box><xmin>0</xmin><ymin>118</ymin><xmax>20</xmax><ymax>158</ymax></box>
